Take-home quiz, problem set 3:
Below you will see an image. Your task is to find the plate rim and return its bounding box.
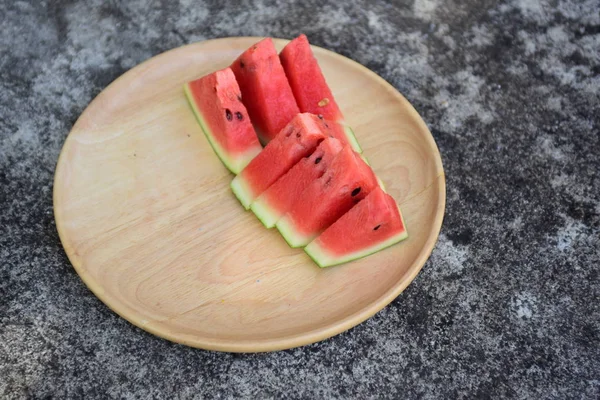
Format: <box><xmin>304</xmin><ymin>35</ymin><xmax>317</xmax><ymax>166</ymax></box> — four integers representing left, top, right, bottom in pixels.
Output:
<box><xmin>53</xmin><ymin>36</ymin><xmax>446</xmax><ymax>352</ymax></box>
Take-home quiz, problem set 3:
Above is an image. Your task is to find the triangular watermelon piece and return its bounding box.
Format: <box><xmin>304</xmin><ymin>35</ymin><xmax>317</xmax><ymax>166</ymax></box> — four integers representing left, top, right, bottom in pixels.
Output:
<box><xmin>184</xmin><ymin>68</ymin><xmax>262</xmax><ymax>174</ymax></box>
<box><xmin>251</xmin><ymin>137</ymin><xmax>344</xmax><ymax>228</ymax></box>
<box><xmin>231</xmin><ymin>38</ymin><xmax>300</xmax><ymax>145</ymax></box>
<box><xmin>231</xmin><ymin>113</ymin><xmax>326</xmax><ymax>209</ymax></box>
<box><xmin>280</xmin><ymin>35</ymin><xmax>362</xmax><ymax>153</ymax></box>
<box><xmin>305</xmin><ymin>187</ymin><xmax>408</xmax><ymax>267</ymax></box>
<box><xmin>276</xmin><ymin>146</ymin><xmax>379</xmax><ymax>247</ymax></box>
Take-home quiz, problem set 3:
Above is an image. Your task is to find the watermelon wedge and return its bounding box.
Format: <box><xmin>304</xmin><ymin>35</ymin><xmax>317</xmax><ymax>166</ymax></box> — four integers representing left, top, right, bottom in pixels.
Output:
<box><xmin>276</xmin><ymin>146</ymin><xmax>379</xmax><ymax>247</ymax></box>
<box><xmin>305</xmin><ymin>187</ymin><xmax>408</xmax><ymax>268</ymax></box>
<box><xmin>184</xmin><ymin>68</ymin><xmax>262</xmax><ymax>174</ymax></box>
<box><xmin>231</xmin><ymin>113</ymin><xmax>326</xmax><ymax>209</ymax></box>
<box><xmin>231</xmin><ymin>38</ymin><xmax>300</xmax><ymax>144</ymax></box>
<box><xmin>251</xmin><ymin>137</ymin><xmax>343</xmax><ymax>228</ymax></box>
<box><xmin>280</xmin><ymin>34</ymin><xmax>362</xmax><ymax>153</ymax></box>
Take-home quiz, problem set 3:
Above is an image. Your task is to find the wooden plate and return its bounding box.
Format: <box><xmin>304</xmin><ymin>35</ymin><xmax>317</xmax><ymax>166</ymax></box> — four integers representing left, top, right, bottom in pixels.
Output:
<box><xmin>53</xmin><ymin>37</ymin><xmax>445</xmax><ymax>352</ymax></box>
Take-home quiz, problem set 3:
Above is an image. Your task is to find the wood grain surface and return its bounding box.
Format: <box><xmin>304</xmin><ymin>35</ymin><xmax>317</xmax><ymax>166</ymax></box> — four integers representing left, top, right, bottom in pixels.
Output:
<box><xmin>53</xmin><ymin>37</ymin><xmax>446</xmax><ymax>352</ymax></box>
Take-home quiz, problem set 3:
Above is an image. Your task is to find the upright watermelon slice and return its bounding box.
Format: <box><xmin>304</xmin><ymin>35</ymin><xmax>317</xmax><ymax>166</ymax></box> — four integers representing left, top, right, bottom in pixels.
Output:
<box><xmin>251</xmin><ymin>137</ymin><xmax>343</xmax><ymax>228</ymax></box>
<box><xmin>231</xmin><ymin>113</ymin><xmax>326</xmax><ymax>209</ymax></box>
<box><xmin>184</xmin><ymin>68</ymin><xmax>262</xmax><ymax>174</ymax></box>
<box><xmin>305</xmin><ymin>187</ymin><xmax>408</xmax><ymax>267</ymax></box>
<box><xmin>231</xmin><ymin>38</ymin><xmax>300</xmax><ymax>144</ymax></box>
<box><xmin>280</xmin><ymin>35</ymin><xmax>362</xmax><ymax>153</ymax></box>
<box><xmin>276</xmin><ymin>146</ymin><xmax>379</xmax><ymax>247</ymax></box>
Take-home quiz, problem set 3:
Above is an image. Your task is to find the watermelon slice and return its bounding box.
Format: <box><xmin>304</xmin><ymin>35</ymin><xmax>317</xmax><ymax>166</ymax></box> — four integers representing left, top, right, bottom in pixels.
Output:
<box><xmin>251</xmin><ymin>137</ymin><xmax>343</xmax><ymax>228</ymax></box>
<box><xmin>231</xmin><ymin>113</ymin><xmax>326</xmax><ymax>209</ymax></box>
<box><xmin>280</xmin><ymin>35</ymin><xmax>362</xmax><ymax>153</ymax></box>
<box><xmin>305</xmin><ymin>187</ymin><xmax>408</xmax><ymax>268</ymax></box>
<box><xmin>184</xmin><ymin>68</ymin><xmax>262</xmax><ymax>174</ymax></box>
<box><xmin>276</xmin><ymin>146</ymin><xmax>379</xmax><ymax>247</ymax></box>
<box><xmin>231</xmin><ymin>38</ymin><xmax>300</xmax><ymax>144</ymax></box>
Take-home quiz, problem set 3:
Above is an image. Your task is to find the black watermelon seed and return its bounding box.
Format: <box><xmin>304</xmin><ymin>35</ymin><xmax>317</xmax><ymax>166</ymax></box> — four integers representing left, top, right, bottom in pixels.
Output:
<box><xmin>235</xmin><ymin>112</ymin><xmax>243</xmax><ymax>120</ymax></box>
<box><xmin>225</xmin><ymin>109</ymin><xmax>233</xmax><ymax>121</ymax></box>
<box><xmin>314</xmin><ymin>157</ymin><xmax>322</xmax><ymax>164</ymax></box>
<box><xmin>296</xmin><ymin>132</ymin><xmax>301</xmax><ymax>138</ymax></box>
<box><xmin>373</xmin><ymin>224</ymin><xmax>381</xmax><ymax>231</ymax></box>
<box><xmin>240</xmin><ymin>61</ymin><xmax>245</xmax><ymax>68</ymax></box>
<box><xmin>351</xmin><ymin>187</ymin><xmax>361</xmax><ymax>196</ymax></box>
<box><xmin>317</xmin><ymin>114</ymin><xmax>324</xmax><ymax>120</ymax></box>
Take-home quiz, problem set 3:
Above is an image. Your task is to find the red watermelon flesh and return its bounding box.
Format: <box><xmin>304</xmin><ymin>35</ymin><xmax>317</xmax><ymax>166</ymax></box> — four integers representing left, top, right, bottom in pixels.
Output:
<box><xmin>184</xmin><ymin>67</ymin><xmax>262</xmax><ymax>174</ymax></box>
<box><xmin>231</xmin><ymin>113</ymin><xmax>326</xmax><ymax>209</ymax></box>
<box><xmin>305</xmin><ymin>187</ymin><xmax>408</xmax><ymax>268</ymax></box>
<box><xmin>280</xmin><ymin>34</ymin><xmax>344</xmax><ymax>124</ymax></box>
<box><xmin>231</xmin><ymin>38</ymin><xmax>300</xmax><ymax>145</ymax></box>
<box><xmin>276</xmin><ymin>146</ymin><xmax>379</xmax><ymax>247</ymax></box>
<box><xmin>250</xmin><ymin>137</ymin><xmax>343</xmax><ymax>228</ymax></box>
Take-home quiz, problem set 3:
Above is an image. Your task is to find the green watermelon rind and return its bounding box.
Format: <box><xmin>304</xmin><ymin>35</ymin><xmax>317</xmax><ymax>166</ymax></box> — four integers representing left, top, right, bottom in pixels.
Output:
<box><xmin>305</xmin><ymin>229</ymin><xmax>408</xmax><ymax>268</ymax></box>
<box><xmin>250</xmin><ymin>196</ymin><xmax>279</xmax><ymax>228</ymax></box>
<box><xmin>184</xmin><ymin>83</ymin><xmax>261</xmax><ymax>175</ymax></box>
<box><xmin>230</xmin><ymin>175</ymin><xmax>254</xmax><ymax>210</ymax></box>
<box><xmin>276</xmin><ymin>215</ymin><xmax>314</xmax><ymax>248</ymax></box>
<box><xmin>343</xmin><ymin>125</ymin><xmax>363</xmax><ymax>153</ymax></box>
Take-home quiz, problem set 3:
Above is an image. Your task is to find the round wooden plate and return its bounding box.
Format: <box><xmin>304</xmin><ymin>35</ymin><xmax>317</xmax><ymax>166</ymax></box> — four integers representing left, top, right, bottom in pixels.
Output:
<box><xmin>54</xmin><ymin>37</ymin><xmax>445</xmax><ymax>352</ymax></box>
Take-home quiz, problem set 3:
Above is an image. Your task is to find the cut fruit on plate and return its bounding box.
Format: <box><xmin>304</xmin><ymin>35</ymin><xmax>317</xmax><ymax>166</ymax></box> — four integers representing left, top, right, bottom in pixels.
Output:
<box><xmin>281</xmin><ymin>34</ymin><xmax>362</xmax><ymax>153</ymax></box>
<box><xmin>53</xmin><ymin>36</ymin><xmax>445</xmax><ymax>352</ymax></box>
<box><xmin>251</xmin><ymin>137</ymin><xmax>344</xmax><ymax>228</ymax></box>
<box><xmin>231</xmin><ymin>113</ymin><xmax>326</xmax><ymax>209</ymax></box>
<box><xmin>231</xmin><ymin>38</ymin><xmax>300</xmax><ymax>145</ymax></box>
<box><xmin>280</xmin><ymin>35</ymin><xmax>343</xmax><ymax>123</ymax></box>
<box><xmin>276</xmin><ymin>145</ymin><xmax>379</xmax><ymax>247</ymax></box>
<box><xmin>184</xmin><ymin>67</ymin><xmax>262</xmax><ymax>174</ymax></box>
<box><xmin>305</xmin><ymin>187</ymin><xmax>408</xmax><ymax>268</ymax></box>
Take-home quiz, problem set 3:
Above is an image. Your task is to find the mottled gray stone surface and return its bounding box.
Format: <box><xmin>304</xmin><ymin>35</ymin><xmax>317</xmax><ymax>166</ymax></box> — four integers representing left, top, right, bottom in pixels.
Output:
<box><xmin>1</xmin><ymin>0</ymin><xmax>599</xmax><ymax>398</ymax></box>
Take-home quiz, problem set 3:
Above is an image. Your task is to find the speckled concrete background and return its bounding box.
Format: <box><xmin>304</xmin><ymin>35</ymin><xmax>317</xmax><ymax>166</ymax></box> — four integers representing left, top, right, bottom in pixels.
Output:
<box><xmin>1</xmin><ymin>0</ymin><xmax>599</xmax><ymax>398</ymax></box>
